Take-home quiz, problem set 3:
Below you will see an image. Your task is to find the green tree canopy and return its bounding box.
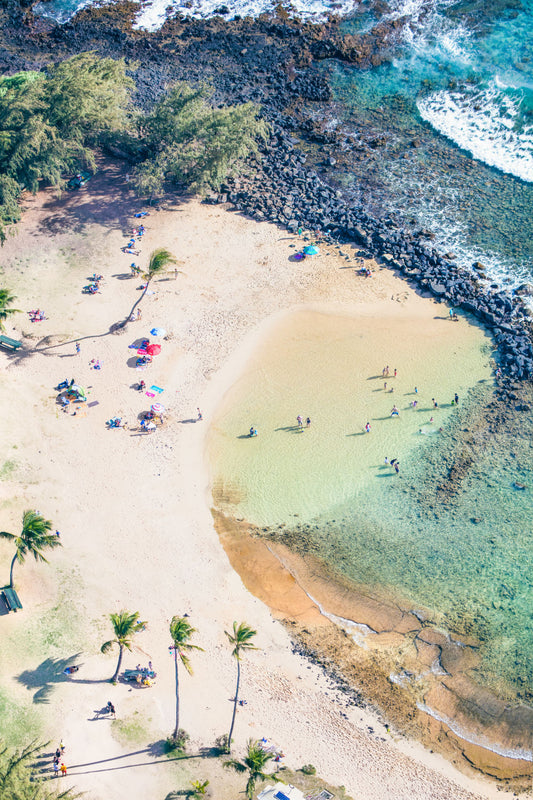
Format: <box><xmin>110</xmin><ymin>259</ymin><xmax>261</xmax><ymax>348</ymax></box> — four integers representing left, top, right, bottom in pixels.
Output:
<box><xmin>169</xmin><ymin>616</ymin><xmax>203</xmax><ymax>740</ymax></box>
<box><xmin>133</xmin><ymin>83</ymin><xmax>268</xmax><ymax>196</ymax></box>
<box><xmin>0</xmin><ymin>739</ymin><xmax>80</xmax><ymax>799</ymax></box>
<box><xmin>0</xmin><ymin>56</ymin><xmax>267</xmax><ymax>242</ymax></box>
<box><xmin>0</xmin><ymin>289</ymin><xmax>20</xmax><ymax>331</ymax></box>
<box><xmin>224</xmin><ymin>739</ymin><xmax>274</xmax><ymax>800</ymax></box>
<box><xmin>101</xmin><ymin>610</ymin><xmax>147</xmax><ymax>682</ymax></box>
<box><xmin>0</xmin><ymin>53</ymin><xmax>134</xmax><ymax>242</ymax></box>
<box><xmin>0</xmin><ymin>509</ymin><xmax>60</xmax><ymax>589</ymax></box>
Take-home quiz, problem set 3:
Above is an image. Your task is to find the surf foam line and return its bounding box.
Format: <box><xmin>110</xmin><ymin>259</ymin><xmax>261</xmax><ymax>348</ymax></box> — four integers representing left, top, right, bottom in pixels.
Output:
<box><xmin>265</xmin><ymin>547</ymin><xmax>533</xmax><ymax>763</ymax></box>
<box><xmin>417</xmin><ymin>703</ymin><xmax>533</xmax><ymax>762</ymax></box>
<box><xmin>264</xmin><ymin>543</ymin><xmax>376</xmax><ymax>646</ymax></box>
<box><xmin>417</xmin><ymin>82</ymin><xmax>533</xmax><ymax>183</ymax></box>
<box><xmin>135</xmin><ymin>0</ymin><xmax>358</xmax><ymax>31</ymax></box>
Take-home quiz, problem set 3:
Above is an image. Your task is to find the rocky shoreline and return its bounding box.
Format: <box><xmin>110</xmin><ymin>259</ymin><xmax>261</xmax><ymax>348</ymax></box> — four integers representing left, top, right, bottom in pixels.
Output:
<box><xmin>1</xmin><ymin>0</ymin><xmax>533</xmax><ymax>387</ymax></box>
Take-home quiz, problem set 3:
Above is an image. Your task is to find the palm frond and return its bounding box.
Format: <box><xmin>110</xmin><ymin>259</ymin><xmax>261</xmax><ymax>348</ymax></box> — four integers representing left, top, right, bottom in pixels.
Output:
<box><xmin>225</xmin><ymin>621</ymin><xmax>259</xmax><ymax>659</ymax></box>
<box><xmin>223</xmin><ymin>758</ymin><xmax>247</xmax><ymax>773</ymax></box>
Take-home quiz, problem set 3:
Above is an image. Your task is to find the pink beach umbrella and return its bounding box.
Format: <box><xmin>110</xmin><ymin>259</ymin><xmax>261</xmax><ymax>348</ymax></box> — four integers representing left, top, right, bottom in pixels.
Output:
<box><xmin>151</xmin><ymin>403</ymin><xmax>165</xmax><ymax>415</ymax></box>
<box><xmin>145</xmin><ymin>343</ymin><xmax>161</xmax><ymax>356</ymax></box>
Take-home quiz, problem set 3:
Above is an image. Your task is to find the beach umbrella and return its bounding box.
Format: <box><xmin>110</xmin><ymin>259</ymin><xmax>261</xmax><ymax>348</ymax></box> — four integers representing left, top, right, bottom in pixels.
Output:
<box><xmin>145</xmin><ymin>343</ymin><xmax>161</xmax><ymax>356</ymax></box>
<box><xmin>151</xmin><ymin>403</ymin><xmax>165</xmax><ymax>414</ymax></box>
<box><xmin>303</xmin><ymin>245</ymin><xmax>319</xmax><ymax>255</ymax></box>
<box><xmin>150</xmin><ymin>327</ymin><xmax>166</xmax><ymax>337</ymax></box>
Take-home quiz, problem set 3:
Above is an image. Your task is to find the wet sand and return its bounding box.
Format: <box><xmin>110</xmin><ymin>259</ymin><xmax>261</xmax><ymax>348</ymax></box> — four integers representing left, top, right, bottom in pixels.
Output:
<box><xmin>213</xmin><ymin>510</ymin><xmax>533</xmax><ymax>787</ymax></box>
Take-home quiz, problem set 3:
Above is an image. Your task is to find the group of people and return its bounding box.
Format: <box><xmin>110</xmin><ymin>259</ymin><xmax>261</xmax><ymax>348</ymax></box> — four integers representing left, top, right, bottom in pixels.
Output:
<box><xmin>122</xmin><ymin>224</ymin><xmax>146</xmax><ymax>256</ymax></box>
<box><xmin>28</xmin><ymin>309</ymin><xmax>46</xmax><ymax>321</ymax></box>
<box><xmin>83</xmin><ymin>274</ymin><xmax>103</xmax><ymax>295</ymax></box>
<box><xmin>52</xmin><ymin>741</ymin><xmax>67</xmax><ymax>778</ymax></box>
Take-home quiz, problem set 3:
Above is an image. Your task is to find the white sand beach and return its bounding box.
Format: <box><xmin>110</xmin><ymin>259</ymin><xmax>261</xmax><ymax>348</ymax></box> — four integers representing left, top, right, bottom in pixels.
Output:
<box><xmin>0</xmin><ymin>163</ymin><xmax>517</xmax><ymax>800</ymax></box>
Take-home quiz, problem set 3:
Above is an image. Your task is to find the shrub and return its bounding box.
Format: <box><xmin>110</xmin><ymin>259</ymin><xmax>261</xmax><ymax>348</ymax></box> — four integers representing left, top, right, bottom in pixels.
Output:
<box><xmin>189</xmin><ymin>779</ymin><xmax>210</xmax><ymax>797</ymax></box>
<box><xmin>301</xmin><ymin>764</ymin><xmax>317</xmax><ymax>775</ymax></box>
<box><xmin>214</xmin><ymin>733</ymin><xmax>231</xmax><ymax>754</ymax></box>
<box><xmin>164</xmin><ymin>729</ymin><xmax>190</xmax><ymax>753</ymax></box>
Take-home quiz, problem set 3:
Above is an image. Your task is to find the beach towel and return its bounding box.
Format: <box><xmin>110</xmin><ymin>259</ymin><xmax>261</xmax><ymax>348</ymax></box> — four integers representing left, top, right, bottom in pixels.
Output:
<box><xmin>150</xmin><ymin>386</ymin><xmax>164</xmax><ymax>393</ymax></box>
<box><xmin>145</xmin><ymin>392</ymin><xmax>155</xmax><ymax>398</ymax></box>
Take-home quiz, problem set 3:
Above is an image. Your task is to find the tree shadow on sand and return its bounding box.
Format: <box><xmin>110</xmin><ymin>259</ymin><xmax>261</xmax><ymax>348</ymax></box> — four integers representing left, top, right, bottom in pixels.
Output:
<box><xmin>60</xmin><ymin>741</ymin><xmax>210</xmax><ymax>778</ymax></box>
<box><xmin>17</xmin><ymin>654</ymin><xmax>106</xmax><ymax>703</ymax></box>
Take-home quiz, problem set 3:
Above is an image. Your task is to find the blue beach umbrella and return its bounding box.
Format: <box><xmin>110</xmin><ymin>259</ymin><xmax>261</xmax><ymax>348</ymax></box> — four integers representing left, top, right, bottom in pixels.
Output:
<box><xmin>303</xmin><ymin>245</ymin><xmax>320</xmax><ymax>255</ymax></box>
<box><xmin>150</xmin><ymin>327</ymin><xmax>166</xmax><ymax>337</ymax></box>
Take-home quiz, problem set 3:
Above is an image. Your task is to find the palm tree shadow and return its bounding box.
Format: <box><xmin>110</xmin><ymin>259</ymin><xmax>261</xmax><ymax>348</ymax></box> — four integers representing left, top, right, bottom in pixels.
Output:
<box><xmin>17</xmin><ymin>654</ymin><xmax>105</xmax><ymax>703</ymax></box>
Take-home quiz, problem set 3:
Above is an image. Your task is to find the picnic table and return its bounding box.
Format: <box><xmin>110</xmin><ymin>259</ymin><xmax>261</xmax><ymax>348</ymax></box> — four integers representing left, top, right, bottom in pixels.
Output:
<box><xmin>123</xmin><ymin>668</ymin><xmax>156</xmax><ymax>684</ymax></box>
<box><xmin>0</xmin><ymin>335</ymin><xmax>22</xmax><ymax>351</ymax></box>
<box><xmin>2</xmin><ymin>587</ymin><xmax>23</xmax><ymax>612</ymax></box>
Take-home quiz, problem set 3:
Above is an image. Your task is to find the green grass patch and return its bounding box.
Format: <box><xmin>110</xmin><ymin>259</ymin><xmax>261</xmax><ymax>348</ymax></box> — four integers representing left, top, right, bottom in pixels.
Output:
<box><xmin>0</xmin><ymin>689</ymin><xmax>41</xmax><ymax>746</ymax></box>
<box><xmin>111</xmin><ymin>711</ymin><xmax>151</xmax><ymax>747</ymax></box>
<box><xmin>0</xmin><ymin>460</ymin><xmax>17</xmax><ymax>480</ymax></box>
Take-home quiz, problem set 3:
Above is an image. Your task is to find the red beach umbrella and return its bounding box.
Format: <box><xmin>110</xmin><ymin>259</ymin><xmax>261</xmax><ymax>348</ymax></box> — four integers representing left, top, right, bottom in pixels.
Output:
<box><xmin>145</xmin><ymin>343</ymin><xmax>161</xmax><ymax>356</ymax></box>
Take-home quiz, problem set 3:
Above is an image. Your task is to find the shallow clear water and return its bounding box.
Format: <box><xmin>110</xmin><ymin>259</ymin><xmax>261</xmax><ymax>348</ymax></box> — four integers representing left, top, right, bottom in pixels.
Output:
<box><xmin>209</xmin><ymin>308</ymin><xmax>493</xmax><ymax>525</ymax></box>
<box><xmin>210</xmin><ymin>309</ymin><xmax>533</xmax><ymax>701</ymax></box>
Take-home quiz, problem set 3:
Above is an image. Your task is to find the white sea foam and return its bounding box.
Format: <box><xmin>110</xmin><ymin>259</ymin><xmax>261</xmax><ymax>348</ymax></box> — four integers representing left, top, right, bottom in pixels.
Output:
<box><xmin>134</xmin><ymin>0</ymin><xmax>357</xmax><ymax>30</ymax></box>
<box><xmin>417</xmin><ymin>703</ymin><xmax>533</xmax><ymax>762</ymax></box>
<box><xmin>417</xmin><ymin>82</ymin><xmax>533</xmax><ymax>183</ymax></box>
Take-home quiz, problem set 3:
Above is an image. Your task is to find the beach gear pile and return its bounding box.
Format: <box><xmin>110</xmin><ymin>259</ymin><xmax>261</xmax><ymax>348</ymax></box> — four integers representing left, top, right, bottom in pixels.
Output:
<box><xmin>82</xmin><ymin>274</ymin><xmax>103</xmax><ymax>295</ymax></box>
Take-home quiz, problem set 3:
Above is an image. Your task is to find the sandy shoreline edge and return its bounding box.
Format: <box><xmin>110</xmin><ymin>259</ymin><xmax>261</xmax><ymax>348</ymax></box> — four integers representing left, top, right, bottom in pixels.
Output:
<box><xmin>0</xmin><ymin>166</ymin><xmax>528</xmax><ymax>800</ymax></box>
<box><xmin>213</xmin><ymin>509</ymin><xmax>533</xmax><ymax>784</ymax></box>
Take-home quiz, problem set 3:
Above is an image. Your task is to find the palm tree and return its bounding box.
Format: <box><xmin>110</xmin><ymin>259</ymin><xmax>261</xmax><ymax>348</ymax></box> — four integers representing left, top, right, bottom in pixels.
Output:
<box><xmin>0</xmin><ymin>289</ymin><xmax>20</xmax><ymax>332</ymax></box>
<box><xmin>169</xmin><ymin>616</ymin><xmax>204</xmax><ymax>740</ymax></box>
<box><xmin>225</xmin><ymin>621</ymin><xmax>258</xmax><ymax>752</ymax></box>
<box><xmin>0</xmin><ymin>510</ymin><xmax>60</xmax><ymax>589</ymax></box>
<box><xmin>101</xmin><ymin>610</ymin><xmax>147</xmax><ymax>682</ymax></box>
<box><xmin>224</xmin><ymin>739</ymin><xmax>274</xmax><ymax>800</ymax></box>
<box><xmin>126</xmin><ymin>248</ymin><xmax>178</xmax><ymax>323</ymax></box>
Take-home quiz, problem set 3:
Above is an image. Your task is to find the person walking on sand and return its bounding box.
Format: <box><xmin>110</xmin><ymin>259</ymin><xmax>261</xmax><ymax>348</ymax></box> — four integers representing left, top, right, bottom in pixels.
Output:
<box><xmin>75</xmin><ymin>342</ymin><xmax>80</xmax><ymax>355</ymax></box>
<box><xmin>197</xmin><ymin>408</ymin><xmax>203</xmax><ymax>421</ymax></box>
<box><xmin>297</xmin><ymin>415</ymin><xmax>303</xmax><ymax>428</ymax></box>
<box><xmin>454</xmin><ymin>393</ymin><xmax>459</xmax><ymax>405</ymax></box>
<box><xmin>306</xmin><ymin>417</ymin><xmax>311</xmax><ymax>427</ymax></box>
<box><xmin>394</xmin><ymin>368</ymin><xmax>397</xmax><ymax>377</ymax></box>
<box><xmin>394</xmin><ymin>462</ymin><xmax>400</xmax><ymax>474</ymax></box>
<box><xmin>136</xmin><ymin>308</ymin><xmax>142</xmax><ymax>321</ymax></box>
<box><xmin>53</xmin><ymin>761</ymin><xmax>59</xmax><ymax>777</ymax></box>
<box><xmin>432</xmin><ymin>398</ymin><xmax>438</xmax><ymax>409</ymax></box>
<box><xmin>60</xmin><ymin>763</ymin><xmax>67</xmax><ymax>777</ymax></box>
<box><xmin>391</xmin><ymin>405</ymin><xmax>399</xmax><ymax>416</ymax></box>
<box><xmin>59</xmin><ymin>740</ymin><xmax>65</xmax><ymax>754</ymax></box>
<box><xmin>365</xmin><ymin>422</ymin><xmax>371</xmax><ymax>433</ymax></box>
